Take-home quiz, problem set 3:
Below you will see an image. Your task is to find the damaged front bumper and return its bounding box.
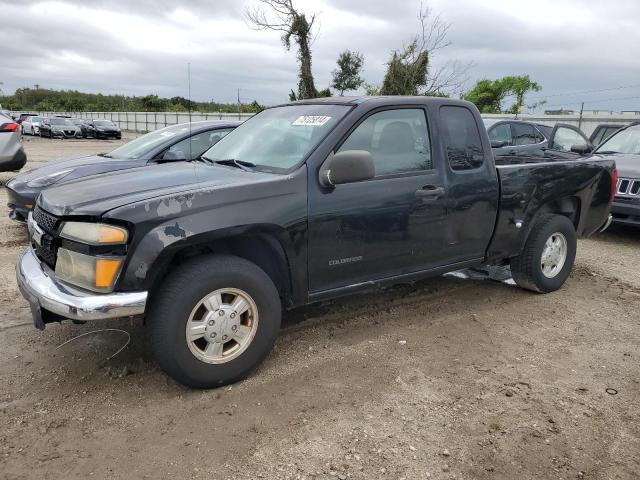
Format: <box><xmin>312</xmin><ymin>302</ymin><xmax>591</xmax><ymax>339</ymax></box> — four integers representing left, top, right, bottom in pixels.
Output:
<box><xmin>16</xmin><ymin>248</ymin><xmax>147</xmax><ymax>329</ymax></box>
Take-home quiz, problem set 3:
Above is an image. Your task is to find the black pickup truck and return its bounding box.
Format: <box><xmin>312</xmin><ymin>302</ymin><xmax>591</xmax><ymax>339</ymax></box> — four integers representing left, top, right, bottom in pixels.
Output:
<box><xmin>17</xmin><ymin>97</ymin><xmax>616</xmax><ymax>388</ymax></box>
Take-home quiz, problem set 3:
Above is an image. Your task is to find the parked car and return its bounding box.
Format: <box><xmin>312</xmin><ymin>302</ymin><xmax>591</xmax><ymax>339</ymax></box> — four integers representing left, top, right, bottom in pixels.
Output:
<box><xmin>589</xmin><ymin>123</ymin><xmax>625</xmax><ymax>147</ymax></box>
<box><xmin>70</xmin><ymin>118</ymin><xmax>96</xmax><ymax>138</ymax></box>
<box><xmin>591</xmin><ymin>122</ymin><xmax>640</xmax><ymax>226</ymax></box>
<box><xmin>6</xmin><ymin>121</ymin><xmax>239</xmax><ymax>222</ymax></box>
<box><xmin>17</xmin><ymin>113</ymin><xmax>38</xmax><ymax>125</ymax></box>
<box><xmin>16</xmin><ymin>97</ymin><xmax>616</xmax><ymax>388</ymax></box>
<box><xmin>39</xmin><ymin>117</ymin><xmax>82</xmax><ymax>139</ymax></box>
<box><xmin>21</xmin><ymin>116</ymin><xmax>45</xmax><ymax>135</ymax></box>
<box><xmin>0</xmin><ymin>112</ymin><xmax>27</xmax><ymax>172</ymax></box>
<box><xmin>87</xmin><ymin>119</ymin><xmax>121</xmax><ymax>139</ymax></box>
<box><xmin>485</xmin><ymin>119</ymin><xmax>593</xmax><ymax>159</ymax></box>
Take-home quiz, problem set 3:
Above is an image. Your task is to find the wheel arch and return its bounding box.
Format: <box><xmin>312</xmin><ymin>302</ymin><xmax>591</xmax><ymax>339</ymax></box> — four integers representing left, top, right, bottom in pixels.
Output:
<box><xmin>144</xmin><ymin>227</ymin><xmax>295</xmax><ymax>308</ymax></box>
<box><xmin>518</xmin><ymin>195</ymin><xmax>581</xmax><ymax>255</ymax></box>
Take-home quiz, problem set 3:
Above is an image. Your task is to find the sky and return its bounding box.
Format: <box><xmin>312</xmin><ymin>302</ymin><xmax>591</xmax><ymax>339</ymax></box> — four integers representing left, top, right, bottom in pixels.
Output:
<box><xmin>2</xmin><ymin>0</ymin><xmax>640</xmax><ymax>112</ymax></box>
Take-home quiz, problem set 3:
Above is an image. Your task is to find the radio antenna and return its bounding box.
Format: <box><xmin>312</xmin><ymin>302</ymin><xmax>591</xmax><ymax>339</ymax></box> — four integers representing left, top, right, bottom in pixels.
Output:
<box><xmin>187</xmin><ymin>62</ymin><xmax>192</xmax><ymax>161</ymax></box>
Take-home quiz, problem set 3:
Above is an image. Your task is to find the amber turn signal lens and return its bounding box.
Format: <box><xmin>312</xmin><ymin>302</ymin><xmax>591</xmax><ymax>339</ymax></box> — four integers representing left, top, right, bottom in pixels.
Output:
<box><xmin>95</xmin><ymin>258</ymin><xmax>123</xmax><ymax>288</ymax></box>
<box><xmin>98</xmin><ymin>226</ymin><xmax>127</xmax><ymax>244</ymax></box>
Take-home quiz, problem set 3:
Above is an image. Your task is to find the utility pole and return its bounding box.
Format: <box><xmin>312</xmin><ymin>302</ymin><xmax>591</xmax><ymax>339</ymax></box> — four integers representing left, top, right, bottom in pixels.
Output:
<box><xmin>578</xmin><ymin>102</ymin><xmax>584</xmax><ymax>130</ymax></box>
<box><xmin>237</xmin><ymin>88</ymin><xmax>241</xmax><ymax>120</ymax></box>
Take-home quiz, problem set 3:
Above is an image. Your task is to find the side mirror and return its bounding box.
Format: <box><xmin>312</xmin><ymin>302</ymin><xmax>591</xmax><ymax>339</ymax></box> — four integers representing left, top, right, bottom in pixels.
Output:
<box><xmin>319</xmin><ymin>150</ymin><xmax>375</xmax><ymax>187</ymax></box>
<box><xmin>161</xmin><ymin>149</ymin><xmax>187</xmax><ymax>161</ymax></box>
<box><xmin>570</xmin><ymin>144</ymin><xmax>593</xmax><ymax>155</ymax></box>
<box><xmin>490</xmin><ymin>140</ymin><xmax>507</xmax><ymax>148</ymax></box>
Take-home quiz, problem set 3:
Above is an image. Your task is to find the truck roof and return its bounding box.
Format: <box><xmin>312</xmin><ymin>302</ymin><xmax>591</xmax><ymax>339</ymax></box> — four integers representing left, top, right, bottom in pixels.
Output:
<box><xmin>282</xmin><ymin>96</ymin><xmax>471</xmax><ymax>107</ymax></box>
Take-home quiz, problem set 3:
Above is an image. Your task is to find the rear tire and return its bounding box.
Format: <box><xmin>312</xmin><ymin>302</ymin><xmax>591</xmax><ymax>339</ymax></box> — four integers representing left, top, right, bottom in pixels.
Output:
<box><xmin>510</xmin><ymin>214</ymin><xmax>576</xmax><ymax>293</ymax></box>
<box><xmin>149</xmin><ymin>254</ymin><xmax>282</xmax><ymax>388</ymax></box>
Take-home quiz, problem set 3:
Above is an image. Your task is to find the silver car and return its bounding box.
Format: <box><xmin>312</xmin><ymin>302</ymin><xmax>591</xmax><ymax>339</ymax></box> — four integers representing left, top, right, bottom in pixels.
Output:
<box><xmin>21</xmin><ymin>115</ymin><xmax>44</xmax><ymax>135</ymax></box>
<box><xmin>0</xmin><ymin>112</ymin><xmax>27</xmax><ymax>171</ymax></box>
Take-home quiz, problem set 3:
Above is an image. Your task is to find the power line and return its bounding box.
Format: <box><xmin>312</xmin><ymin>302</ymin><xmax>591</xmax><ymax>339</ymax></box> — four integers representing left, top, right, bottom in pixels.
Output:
<box><xmin>545</xmin><ymin>94</ymin><xmax>640</xmax><ymax>109</ymax></box>
<box><xmin>529</xmin><ymin>82</ymin><xmax>640</xmax><ymax>101</ymax></box>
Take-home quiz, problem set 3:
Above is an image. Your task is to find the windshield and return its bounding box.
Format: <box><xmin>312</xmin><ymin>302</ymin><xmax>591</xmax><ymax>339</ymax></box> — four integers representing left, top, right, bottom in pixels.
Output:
<box><xmin>94</xmin><ymin>120</ymin><xmax>116</xmax><ymax>127</ymax></box>
<box><xmin>596</xmin><ymin>124</ymin><xmax>640</xmax><ymax>154</ymax></box>
<box><xmin>202</xmin><ymin>104</ymin><xmax>351</xmax><ymax>172</ymax></box>
<box><xmin>50</xmin><ymin>118</ymin><xmax>73</xmax><ymax>126</ymax></box>
<box><xmin>106</xmin><ymin>123</ymin><xmax>192</xmax><ymax>159</ymax></box>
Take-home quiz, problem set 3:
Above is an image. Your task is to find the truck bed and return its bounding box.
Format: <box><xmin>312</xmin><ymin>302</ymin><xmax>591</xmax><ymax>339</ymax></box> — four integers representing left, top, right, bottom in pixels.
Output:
<box><xmin>488</xmin><ymin>156</ymin><xmax>616</xmax><ymax>261</ymax></box>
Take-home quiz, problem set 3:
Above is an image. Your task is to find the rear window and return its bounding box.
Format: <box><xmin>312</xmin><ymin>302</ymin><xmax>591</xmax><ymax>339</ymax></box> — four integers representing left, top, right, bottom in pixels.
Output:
<box><xmin>440</xmin><ymin>106</ymin><xmax>485</xmax><ymax>171</ymax></box>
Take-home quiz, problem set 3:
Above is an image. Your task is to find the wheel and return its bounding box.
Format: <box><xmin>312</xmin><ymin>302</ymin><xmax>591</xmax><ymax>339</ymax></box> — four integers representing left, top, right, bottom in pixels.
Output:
<box><xmin>149</xmin><ymin>254</ymin><xmax>282</xmax><ymax>388</ymax></box>
<box><xmin>510</xmin><ymin>214</ymin><xmax>576</xmax><ymax>293</ymax></box>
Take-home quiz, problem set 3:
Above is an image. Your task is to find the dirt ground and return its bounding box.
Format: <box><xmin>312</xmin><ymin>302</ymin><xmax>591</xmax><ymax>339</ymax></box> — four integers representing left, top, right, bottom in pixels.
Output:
<box><xmin>0</xmin><ymin>136</ymin><xmax>639</xmax><ymax>480</ymax></box>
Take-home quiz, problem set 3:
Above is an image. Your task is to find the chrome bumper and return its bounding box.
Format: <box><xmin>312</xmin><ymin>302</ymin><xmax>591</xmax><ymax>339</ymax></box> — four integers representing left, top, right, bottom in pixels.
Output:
<box><xmin>599</xmin><ymin>214</ymin><xmax>613</xmax><ymax>233</ymax></box>
<box><xmin>16</xmin><ymin>248</ymin><xmax>147</xmax><ymax>329</ymax></box>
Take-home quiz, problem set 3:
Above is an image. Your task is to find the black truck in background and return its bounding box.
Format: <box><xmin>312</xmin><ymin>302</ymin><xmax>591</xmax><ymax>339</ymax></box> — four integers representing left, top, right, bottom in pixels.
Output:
<box><xmin>17</xmin><ymin>97</ymin><xmax>616</xmax><ymax>388</ymax></box>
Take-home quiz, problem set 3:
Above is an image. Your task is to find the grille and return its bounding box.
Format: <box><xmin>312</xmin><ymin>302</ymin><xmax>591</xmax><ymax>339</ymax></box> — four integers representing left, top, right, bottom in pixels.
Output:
<box><xmin>35</xmin><ymin>240</ymin><xmax>57</xmax><ymax>268</ymax></box>
<box><xmin>32</xmin><ymin>206</ymin><xmax>60</xmax><ymax>268</ymax></box>
<box><xmin>616</xmin><ymin>178</ymin><xmax>640</xmax><ymax>196</ymax></box>
<box><xmin>33</xmin><ymin>205</ymin><xmax>59</xmax><ymax>234</ymax></box>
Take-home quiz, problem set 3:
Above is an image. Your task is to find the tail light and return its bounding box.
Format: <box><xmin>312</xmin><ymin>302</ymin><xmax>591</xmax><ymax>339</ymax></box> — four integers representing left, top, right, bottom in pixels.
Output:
<box><xmin>610</xmin><ymin>168</ymin><xmax>618</xmax><ymax>203</ymax></box>
<box><xmin>0</xmin><ymin>122</ymin><xmax>19</xmax><ymax>133</ymax></box>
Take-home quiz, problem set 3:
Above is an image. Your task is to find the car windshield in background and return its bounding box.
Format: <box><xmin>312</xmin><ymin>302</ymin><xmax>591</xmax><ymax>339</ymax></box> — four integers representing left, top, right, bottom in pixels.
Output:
<box><xmin>595</xmin><ymin>124</ymin><xmax>640</xmax><ymax>155</ymax></box>
<box><xmin>94</xmin><ymin>120</ymin><xmax>116</xmax><ymax>127</ymax></box>
<box><xmin>50</xmin><ymin>118</ymin><xmax>74</xmax><ymax>126</ymax></box>
<box><xmin>105</xmin><ymin>123</ymin><xmax>192</xmax><ymax>159</ymax></box>
<box><xmin>201</xmin><ymin>104</ymin><xmax>351</xmax><ymax>172</ymax></box>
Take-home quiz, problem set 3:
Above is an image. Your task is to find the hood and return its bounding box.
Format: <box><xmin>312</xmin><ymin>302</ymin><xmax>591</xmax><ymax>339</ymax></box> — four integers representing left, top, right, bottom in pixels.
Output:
<box><xmin>592</xmin><ymin>153</ymin><xmax>640</xmax><ymax>178</ymax></box>
<box><xmin>37</xmin><ymin>161</ymin><xmax>278</xmax><ymax>216</ymax></box>
<box><xmin>10</xmin><ymin>155</ymin><xmax>146</xmax><ymax>185</ymax></box>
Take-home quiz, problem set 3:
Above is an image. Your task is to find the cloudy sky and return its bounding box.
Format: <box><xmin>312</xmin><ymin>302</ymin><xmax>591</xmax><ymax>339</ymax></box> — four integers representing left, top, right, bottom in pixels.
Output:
<box><xmin>2</xmin><ymin>0</ymin><xmax>640</xmax><ymax>112</ymax></box>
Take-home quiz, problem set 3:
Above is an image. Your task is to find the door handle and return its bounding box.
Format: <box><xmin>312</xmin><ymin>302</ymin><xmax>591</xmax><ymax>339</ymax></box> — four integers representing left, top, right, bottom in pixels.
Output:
<box><xmin>415</xmin><ymin>185</ymin><xmax>445</xmax><ymax>198</ymax></box>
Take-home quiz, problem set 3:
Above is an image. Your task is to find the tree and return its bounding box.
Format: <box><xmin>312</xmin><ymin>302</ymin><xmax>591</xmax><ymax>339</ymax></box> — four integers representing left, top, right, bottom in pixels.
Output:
<box><xmin>331</xmin><ymin>50</ymin><xmax>365</xmax><ymax>96</ymax></box>
<box><xmin>247</xmin><ymin>0</ymin><xmax>320</xmax><ymax>100</ymax></box>
<box><xmin>378</xmin><ymin>4</ymin><xmax>471</xmax><ymax>97</ymax></box>
<box><xmin>463</xmin><ymin>75</ymin><xmax>542</xmax><ymax>114</ymax></box>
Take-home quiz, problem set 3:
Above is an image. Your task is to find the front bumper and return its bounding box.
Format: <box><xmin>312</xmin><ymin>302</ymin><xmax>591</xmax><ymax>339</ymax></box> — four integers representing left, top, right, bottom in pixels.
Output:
<box><xmin>16</xmin><ymin>248</ymin><xmax>147</xmax><ymax>329</ymax></box>
<box><xmin>611</xmin><ymin>198</ymin><xmax>640</xmax><ymax>227</ymax></box>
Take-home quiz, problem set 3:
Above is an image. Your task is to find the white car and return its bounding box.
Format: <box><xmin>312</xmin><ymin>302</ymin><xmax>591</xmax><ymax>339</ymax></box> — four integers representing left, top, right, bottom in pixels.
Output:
<box><xmin>21</xmin><ymin>116</ymin><xmax>44</xmax><ymax>135</ymax></box>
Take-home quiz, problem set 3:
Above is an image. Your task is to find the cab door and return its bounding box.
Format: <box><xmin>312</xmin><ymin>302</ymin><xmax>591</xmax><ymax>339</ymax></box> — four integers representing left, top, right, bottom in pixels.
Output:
<box><xmin>546</xmin><ymin>124</ymin><xmax>592</xmax><ymax>159</ymax></box>
<box><xmin>307</xmin><ymin>106</ymin><xmax>449</xmax><ymax>294</ymax></box>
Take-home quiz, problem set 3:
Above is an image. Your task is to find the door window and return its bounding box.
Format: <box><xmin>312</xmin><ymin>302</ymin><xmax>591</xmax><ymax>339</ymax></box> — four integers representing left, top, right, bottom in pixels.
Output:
<box><xmin>488</xmin><ymin>123</ymin><xmax>513</xmax><ymax>145</ymax></box>
<box><xmin>550</xmin><ymin>127</ymin><xmax>586</xmax><ymax>153</ymax></box>
<box><xmin>338</xmin><ymin>109</ymin><xmax>432</xmax><ymax>176</ymax></box>
<box><xmin>513</xmin><ymin>123</ymin><xmax>538</xmax><ymax>145</ymax></box>
<box><xmin>168</xmin><ymin>128</ymin><xmax>234</xmax><ymax>160</ymax></box>
<box><xmin>440</xmin><ymin>106</ymin><xmax>485</xmax><ymax>171</ymax></box>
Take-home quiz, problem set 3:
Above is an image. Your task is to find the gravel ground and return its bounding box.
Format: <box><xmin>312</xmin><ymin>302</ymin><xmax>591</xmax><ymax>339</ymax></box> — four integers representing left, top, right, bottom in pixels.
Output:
<box><xmin>0</xmin><ymin>136</ymin><xmax>639</xmax><ymax>480</ymax></box>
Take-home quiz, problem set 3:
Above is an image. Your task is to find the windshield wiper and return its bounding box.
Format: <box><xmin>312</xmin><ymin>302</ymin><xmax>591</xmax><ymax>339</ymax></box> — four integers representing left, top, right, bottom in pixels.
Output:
<box><xmin>207</xmin><ymin>158</ymin><xmax>256</xmax><ymax>171</ymax></box>
<box><xmin>596</xmin><ymin>150</ymin><xmax>620</xmax><ymax>154</ymax></box>
<box><xmin>97</xmin><ymin>152</ymin><xmax>113</xmax><ymax>158</ymax></box>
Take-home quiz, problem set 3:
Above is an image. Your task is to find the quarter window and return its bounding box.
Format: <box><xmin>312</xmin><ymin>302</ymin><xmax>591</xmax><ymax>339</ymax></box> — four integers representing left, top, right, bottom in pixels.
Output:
<box><xmin>513</xmin><ymin>123</ymin><xmax>538</xmax><ymax>145</ymax></box>
<box><xmin>440</xmin><ymin>106</ymin><xmax>485</xmax><ymax>171</ymax></box>
<box><xmin>338</xmin><ymin>109</ymin><xmax>432</xmax><ymax>176</ymax></box>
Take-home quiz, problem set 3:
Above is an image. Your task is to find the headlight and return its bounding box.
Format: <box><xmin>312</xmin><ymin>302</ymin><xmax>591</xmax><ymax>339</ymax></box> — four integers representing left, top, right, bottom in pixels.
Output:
<box><xmin>26</xmin><ymin>169</ymin><xmax>74</xmax><ymax>187</ymax></box>
<box><xmin>60</xmin><ymin>222</ymin><xmax>128</xmax><ymax>245</ymax></box>
<box><xmin>55</xmin><ymin>248</ymin><xmax>123</xmax><ymax>292</ymax></box>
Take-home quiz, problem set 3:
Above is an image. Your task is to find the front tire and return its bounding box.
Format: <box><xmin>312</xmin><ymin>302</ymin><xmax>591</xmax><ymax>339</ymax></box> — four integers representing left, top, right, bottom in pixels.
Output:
<box><xmin>511</xmin><ymin>214</ymin><xmax>577</xmax><ymax>293</ymax></box>
<box><xmin>149</xmin><ymin>254</ymin><xmax>282</xmax><ymax>388</ymax></box>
